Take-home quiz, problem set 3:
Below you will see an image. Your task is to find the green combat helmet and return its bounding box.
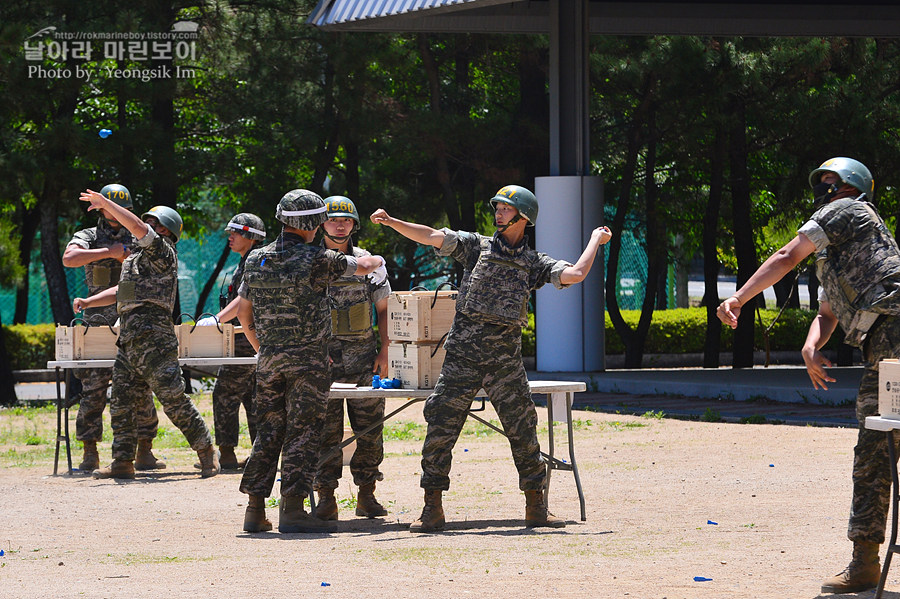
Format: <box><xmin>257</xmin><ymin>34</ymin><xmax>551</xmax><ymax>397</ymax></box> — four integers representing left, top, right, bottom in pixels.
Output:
<box><xmin>99</xmin><ymin>184</ymin><xmax>133</xmax><ymax>209</ymax></box>
<box><xmin>324</xmin><ymin>196</ymin><xmax>360</xmax><ymax>232</ymax></box>
<box><xmin>276</xmin><ymin>189</ymin><xmax>328</xmax><ymax>230</ymax></box>
<box><xmin>490</xmin><ymin>185</ymin><xmax>539</xmax><ymax>227</ymax></box>
<box><xmin>142</xmin><ymin>205</ymin><xmax>184</xmax><ymax>241</ymax></box>
<box><xmin>809</xmin><ymin>157</ymin><xmax>874</xmax><ymax>200</ymax></box>
<box><xmin>225</xmin><ymin>213</ymin><xmax>266</xmax><ymax>241</ymax></box>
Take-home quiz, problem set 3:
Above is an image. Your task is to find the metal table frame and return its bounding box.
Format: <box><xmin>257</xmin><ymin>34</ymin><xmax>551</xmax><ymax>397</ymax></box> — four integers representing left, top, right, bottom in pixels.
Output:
<box><xmin>865</xmin><ymin>415</ymin><xmax>900</xmax><ymax>599</ymax></box>
<box><xmin>48</xmin><ymin>359</ymin><xmax>586</xmax><ymax>520</ymax></box>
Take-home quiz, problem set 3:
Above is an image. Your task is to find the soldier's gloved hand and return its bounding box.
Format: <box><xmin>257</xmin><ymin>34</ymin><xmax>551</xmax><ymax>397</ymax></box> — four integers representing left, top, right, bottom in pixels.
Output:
<box><xmin>196</xmin><ymin>316</ymin><xmax>218</xmax><ymax>326</ymax></box>
<box><xmin>368</xmin><ymin>256</ymin><xmax>388</xmax><ymax>285</ymax></box>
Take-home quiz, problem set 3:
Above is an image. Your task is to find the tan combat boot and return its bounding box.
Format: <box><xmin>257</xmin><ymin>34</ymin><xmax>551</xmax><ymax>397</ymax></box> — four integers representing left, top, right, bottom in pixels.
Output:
<box><xmin>278</xmin><ymin>496</ymin><xmax>337</xmax><ymax>533</ymax></box>
<box><xmin>821</xmin><ymin>541</ymin><xmax>881</xmax><ymax>594</ymax></box>
<box><xmin>196</xmin><ymin>445</ymin><xmax>220</xmax><ymax>478</ymax></box>
<box><xmin>356</xmin><ymin>482</ymin><xmax>388</xmax><ymax>518</ymax></box>
<box><xmin>314</xmin><ymin>488</ymin><xmax>339</xmax><ymax>521</ymax></box>
<box><xmin>524</xmin><ymin>489</ymin><xmax>566</xmax><ymax>528</ymax></box>
<box><xmin>219</xmin><ymin>446</ymin><xmax>240</xmax><ymax>470</ymax></box>
<box><xmin>78</xmin><ymin>440</ymin><xmax>100</xmax><ymax>472</ymax></box>
<box><xmin>92</xmin><ymin>459</ymin><xmax>135</xmax><ymax>480</ymax></box>
<box><xmin>243</xmin><ymin>495</ymin><xmax>273</xmax><ymax>533</ymax></box>
<box><xmin>134</xmin><ymin>438</ymin><xmax>166</xmax><ymax>471</ymax></box>
<box><xmin>409</xmin><ymin>489</ymin><xmax>445</xmax><ymax>532</ymax></box>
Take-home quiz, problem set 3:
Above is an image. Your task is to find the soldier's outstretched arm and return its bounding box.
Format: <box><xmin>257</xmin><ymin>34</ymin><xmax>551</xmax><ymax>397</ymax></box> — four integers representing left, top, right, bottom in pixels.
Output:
<box><xmin>79</xmin><ymin>190</ymin><xmax>149</xmax><ymax>241</ymax></box>
<box><xmin>560</xmin><ymin>226</ymin><xmax>613</xmax><ymax>285</ymax></box>
<box><xmin>370</xmin><ymin>209</ymin><xmax>446</xmax><ymax>249</ymax></box>
<box><xmin>73</xmin><ymin>286</ymin><xmax>118</xmax><ymax>312</ymax></box>
<box><xmin>63</xmin><ymin>242</ymin><xmax>129</xmax><ymax>268</ymax></box>
<box><xmin>236</xmin><ymin>297</ymin><xmax>259</xmax><ymax>352</ymax></box>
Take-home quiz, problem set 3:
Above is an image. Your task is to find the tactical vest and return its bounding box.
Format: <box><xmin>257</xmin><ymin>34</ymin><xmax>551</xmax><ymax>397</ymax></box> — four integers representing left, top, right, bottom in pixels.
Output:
<box><xmin>329</xmin><ymin>276</ymin><xmax>373</xmax><ymax>338</ymax></box>
<box><xmin>243</xmin><ymin>238</ymin><xmax>331</xmax><ymax>346</ymax></box>
<box><xmin>814</xmin><ymin>198</ymin><xmax>900</xmax><ymax>347</ymax></box>
<box><xmin>116</xmin><ymin>233</ymin><xmax>178</xmax><ymax>315</ymax></box>
<box><xmin>457</xmin><ymin>235</ymin><xmax>531</xmax><ymax>327</ymax></box>
<box><xmin>82</xmin><ymin>222</ymin><xmax>133</xmax><ymax>324</ymax></box>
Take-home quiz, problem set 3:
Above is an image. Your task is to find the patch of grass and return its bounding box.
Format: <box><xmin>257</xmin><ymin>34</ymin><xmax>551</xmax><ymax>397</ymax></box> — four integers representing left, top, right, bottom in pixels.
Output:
<box><xmin>382</xmin><ymin>421</ymin><xmax>425</xmax><ymax>441</ymax></box>
<box><xmin>642</xmin><ymin>410</ymin><xmax>666</xmax><ymax>420</ymax></box>
<box><xmin>740</xmin><ymin>415</ymin><xmax>768</xmax><ymax>425</ymax></box>
<box><xmin>103</xmin><ymin>553</ymin><xmax>211</xmax><ymax>565</ymax></box>
<box><xmin>603</xmin><ymin>420</ymin><xmax>647</xmax><ymax>431</ymax></box>
<box><xmin>700</xmin><ymin>408</ymin><xmax>722</xmax><ymax>423</ymax></box>
<box><xmin>337</xmin><ymin>495</ymin><xmax>358</xmax><ymax>510</ymax></box>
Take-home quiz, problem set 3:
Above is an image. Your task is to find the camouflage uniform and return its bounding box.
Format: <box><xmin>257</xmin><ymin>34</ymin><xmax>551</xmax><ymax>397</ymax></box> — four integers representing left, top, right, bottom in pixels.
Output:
<box><xmin>109</xmin><ymin>227</ymin><xmax>213</xmax><ymax>462</ymax></box>
<box><xmin>800</xmin><ymin>196</ymin><xmax>900</xmax><ymax>544</ymax></box>
<box><xmin>238</xmin><ymin>232</ymin><xmax>356</xmax><ymax>498</ymax></box>
<box><xmin>315</xmin><ymin>245</ymin><xmax>392</xmax><ymax>491</ymax></box>
<box><xmin>67</xmin><ymin>220</ymin><xmax>158</xmax><ymax>444</ymax></box>
<box><xmin>212</xmin><ymin>253</ymin><xmax>258</xmax><ymax>448</ymax></box>
<box><xmin>419</xmin><ymin>229</ymin><xmax>572</xmax><ymax>492</ymax></box>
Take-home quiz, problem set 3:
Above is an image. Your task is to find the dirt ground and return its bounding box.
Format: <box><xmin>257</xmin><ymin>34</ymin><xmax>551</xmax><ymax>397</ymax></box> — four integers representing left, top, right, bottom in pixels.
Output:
<box><xmin>2</xmin><ymin>397</ymin><xmax>899</xmax><ymax>599</ymax></box>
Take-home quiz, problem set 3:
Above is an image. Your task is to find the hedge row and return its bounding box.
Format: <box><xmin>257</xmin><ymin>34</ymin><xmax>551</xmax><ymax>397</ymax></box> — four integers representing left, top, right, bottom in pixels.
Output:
<box><xmin>4</xmin><ymin>307</ymin><xmax>836</xmax><ymax>369</ymax></box>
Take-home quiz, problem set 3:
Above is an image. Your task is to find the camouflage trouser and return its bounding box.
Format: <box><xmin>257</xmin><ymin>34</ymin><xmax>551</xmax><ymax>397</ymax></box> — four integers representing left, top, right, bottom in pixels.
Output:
<box><xmin>110</xmin><ymin>332</ymin><xmax>213</xmax><ymax>462</ymax></box>
<box><xmin>74</xmin><ymin>367</ymin><xmax>158</xmax><ymax>443</ymax></box>
<box><xmin>315</xmin><ymin>367</ymin><xmax>385</xmax><ymax>490</ymax></box>
<box><xmin>239</xmin><ymin>344</ymin><xmax>330</xmax><ymax>498</ymax></box>
<box><xmin>420</xmin><ymin>350</ymin><xmax>544</xmax><ymax>491</ymax></box>
<box><xmin>848</xmin><ymin>316</ymin><xmax>900</xmax><ymax>544</ymax></box>
<box><xmin>212</xmin><ymin>364</ymin><xmax>257</xmax><ymax>448</ymax></box>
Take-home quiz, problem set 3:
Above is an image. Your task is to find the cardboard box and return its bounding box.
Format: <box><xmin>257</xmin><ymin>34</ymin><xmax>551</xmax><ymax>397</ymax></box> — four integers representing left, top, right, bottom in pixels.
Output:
<box><xmin>387</xmin><ymin>289</ymin><xmax>457</xmax><ymax>343</ymax></box>
<box><xmin>176</xmin><ymin>323</ymin><xmax>235</xmax><ymax>358</ymax></box>
<box><xmin>55</xmin><ymin>324</ymin><xmax>119</xmax><ymax>360</ymax></box>
<box><xmin>879</xmin><ymin>359</ymin><xmax>900</xmax><ymax>419</ymax></box>
<box><xmin>388</xmin><ymin>341</ymin><xmax>446</xmax><ymax>389</ymax></box>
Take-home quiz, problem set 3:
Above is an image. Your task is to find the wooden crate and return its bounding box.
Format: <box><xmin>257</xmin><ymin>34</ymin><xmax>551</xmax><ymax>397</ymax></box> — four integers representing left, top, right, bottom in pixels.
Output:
<box><xmin>386</xmin><ymin>289</ymin><xmax>457</xmax><ymax>343</ymax></box>
<box><xmin>175</xmin><ymin>323</ymin><xmax>235</xmax><ymax>358</ymax></box>
<box><xmin>388</xmin><ymin>341</ymin><xmax>446</xmax><ymax>389</ymax></box>
<box><xmin>879</xmin><ymin>359</ymin><xmax>900</xmax><ymax>419</ymax></box>
<box><xmin>55</xmin><ymin>324</ymin><xmax>120</xmax><ymax>360</ymax></box>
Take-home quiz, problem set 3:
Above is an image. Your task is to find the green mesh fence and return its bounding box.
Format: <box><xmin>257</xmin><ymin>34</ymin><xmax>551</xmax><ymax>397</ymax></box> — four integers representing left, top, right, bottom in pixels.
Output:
<box><xmin>1</xmin><ymin>231</ymin><xmax>239</xmax><ymax>325</ymax></box>
<box><xmin>3</xmin><ymin>210</ymin><xmax>668</xmax><ymax>324</ymax></box>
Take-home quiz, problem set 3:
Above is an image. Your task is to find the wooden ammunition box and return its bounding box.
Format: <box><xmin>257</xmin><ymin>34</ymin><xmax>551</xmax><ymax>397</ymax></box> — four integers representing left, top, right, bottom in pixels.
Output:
<box><xmin>175</xmin><ymin>323</ymin><xmax>235</xmax><ymax>358</ymax></box>
<box><xmin>879</xmin><ymin>359</ymin><xmax>900</xmax><ymax>419</ymax></box>
<box><xmin>55</xmin><ymin>325</ymin><xmax>120</xmax><ymax>360</ymax></box>
<box><xmin>387</xmin><ymin>341</ymin><xmax>446</xmax><ymax>389</ymax></box>
<box><xmin>386</xmin><ymin>289</ymin><xmax>457</xmax><ymax>343</ymax></box>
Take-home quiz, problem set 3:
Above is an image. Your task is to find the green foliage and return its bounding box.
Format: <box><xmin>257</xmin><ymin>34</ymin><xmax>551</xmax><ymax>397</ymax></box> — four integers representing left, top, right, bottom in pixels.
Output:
<box><xmin>521</xmin><ymin>312</ymin><xmax>535</xmax><ymax>356</ymax></box>
<box><xmin>4</xmin><ymin>324</ymin><xmax>54</xmax><ymax>370</ymax></box>
<box><xmin>601</xmin><ymin>307</ymin><xmax>833</xmax><ymax>355</ymax></box>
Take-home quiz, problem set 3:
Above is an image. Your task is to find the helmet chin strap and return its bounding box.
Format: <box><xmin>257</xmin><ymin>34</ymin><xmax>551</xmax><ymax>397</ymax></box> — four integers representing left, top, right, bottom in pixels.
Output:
<box><xmin>495</xmin><ymin>213</ymin><xmax>523</xmax><ymax>233</ymax></box>
<box><xmin>322</xmin><ymin>230</ymin><xmax>353</xmax><ymax>245</ymax></box>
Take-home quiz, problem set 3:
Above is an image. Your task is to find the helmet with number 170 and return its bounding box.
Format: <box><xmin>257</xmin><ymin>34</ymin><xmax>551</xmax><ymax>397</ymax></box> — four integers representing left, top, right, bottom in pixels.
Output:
<box><xmin>808</xmin><ymin>157</ymin><xmax>874</xmax><ymax>200</ymax></box>
<box><xmin>276</xmin><ymin>189</ymin><xmax>328</xmax><ymax>230</ymax></box>
<box><xmin>324</xmin><ymin>196</ymin><xmax>360</xmax><ymax>233</ymax></box>
<box><xmin>142</xmin><ymin>205</ymin><xmax>184</xmax><ymax>241</ymax></box>
<box><xmin>489</xmin><ymin>185</ymin><xmax>538</xmax><ymax>226</ymax></box>
<box><xmin>99</xmin><ymin>184</ymin><xmax>133</xmax><ymax>209</ymax></box>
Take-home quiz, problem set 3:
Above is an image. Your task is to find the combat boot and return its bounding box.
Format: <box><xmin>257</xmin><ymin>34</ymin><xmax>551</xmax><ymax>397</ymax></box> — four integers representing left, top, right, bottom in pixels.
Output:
<box><xmin>92</xmin><ymin>459</ymin><xmax>135</xmax><ymax>480</ymax></box>
<box><xmin>134</xmin><ymin>438</ymin><xmax>166</xmax><ymax>470</ymax></box>
<box><xmin>356</xmin><ymin>482</ymin><xmax>388</xmax><ymax>518</ymax></box>
<box><xmin>278</xmin><ymin>496</ymin><xmax>337</xmax><ymax>533</ymax></box>
<box><xmin>314</xmin><ymin>488</ymin><xmax>339</xmax><ymax>521</ymax></box>
<box><xmin>409</xmin><ymin>489</ymin><xmax>444</xmax><ymax>532</ymax></box>
<box><xmin>524</xmin><ymin>489</ymin><xmax>566</xmax><ymax>528</ymax></box>
<box><xmin>243</xmin><ymin>495</ymin><xmax>273</xmax><ymax>533</ymax></box>
<box><xmin>821</xmin><ymin>541</ymin><xmax>882</xmax><ymax>593</ymax></box>
<box><xmin>196</xmin><ymin>445</ymin><xmax>220</xmax><ymax>478</ymax></box>
<box><xmin>78</xmin><ymin>440</ymin><xmax>100</xmax><ymax>472</ymax></box>
<box><xmin>219</xmin><ymin>445</ymin><xmax>240</xmax><ymax>470</ymax></box>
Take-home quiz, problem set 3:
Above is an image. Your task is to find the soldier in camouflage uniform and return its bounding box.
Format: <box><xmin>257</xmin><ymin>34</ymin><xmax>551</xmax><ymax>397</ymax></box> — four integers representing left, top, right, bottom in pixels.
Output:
<box><xmin>313</xmin><ymin>196</ymin><xmax>391</xmax><ymax>521</ymax></box>
<box><xmin>62</xmin><ymin>184</ymin><xmax>164</xmax><ymax>473</ymax></box>
<box><xmin>371</xmin><ymin>185</ymin><xmax>612</xmax><ymax>532</ymax></box>
<box><xmin>196</xmin><ymin>213</ymin><xmax>266</xmax><ymax>470</ymax></box>
<box><xmin>236</xmin><ymin>189</ymin><xmax>385</xmax><ymax>534</ymax></box>
<box><xmin>718</xmin><ymin>157</ymin><xmax>900</xmax><ymax>594</ymax></box>
<box><xmin>73</xmin><ymin>190</ymin><xmax>219</xmax><ymax>481</ymax></box>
